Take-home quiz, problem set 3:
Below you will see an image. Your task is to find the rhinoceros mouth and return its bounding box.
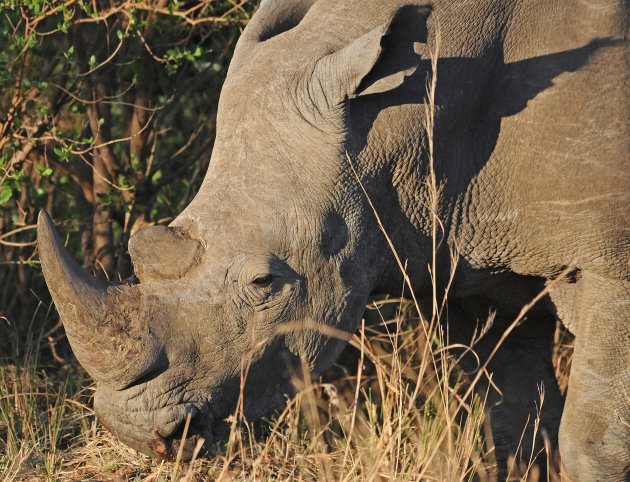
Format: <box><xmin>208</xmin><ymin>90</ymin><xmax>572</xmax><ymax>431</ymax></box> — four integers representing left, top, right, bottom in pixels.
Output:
<box><xmin>158</xmin><ymin>407</ymin><xmax>224</xmax><ymax>461</ymax></box>
<box><xmin>103</xmin><ymin>408</ymin><xmax>216</xmax><ymax>461</ymax></box>
<box><xmin>148</xmin><ymin>414</ymin><xmax>214</xmax><ymax>461</ymax></box>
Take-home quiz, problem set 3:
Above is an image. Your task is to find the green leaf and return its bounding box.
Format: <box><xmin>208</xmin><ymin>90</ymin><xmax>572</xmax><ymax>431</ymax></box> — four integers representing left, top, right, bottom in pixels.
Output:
<box><xmin>98</xmin><ymin>196</ymin><xmax>114</xmax><ymax>209</ymax></box>
<box><xmin>130</xmin><ymin>152</ymin><xmax>140</xmax><ymax>169</ymax></box>
<box><xmin>89</xmin><ymin>54</ymin><xmax>97</xmax><ymax>69</ymax></box>
<box><xmin>64</xmin><ymin>45</ymin><xmax>74</xmax><ymax>60</ymax></box>
<box><xmin>0</xmin><ymin>185</ymin><xmax>13</xmax><ymax>205</ymax></box>
<box><xmin>53</xmin><ymin>147</ymin><xmax>69</xmax><ymax>160</ymax></box>
<box><xmin>35</xmin><ymin>165</ymin><xmax>53</xmax><ymax>177</ymax></box>
<box><xmin>151</xmin><ymin>169</ymin><xmax>163</xmax><ymax>183</ymax></box>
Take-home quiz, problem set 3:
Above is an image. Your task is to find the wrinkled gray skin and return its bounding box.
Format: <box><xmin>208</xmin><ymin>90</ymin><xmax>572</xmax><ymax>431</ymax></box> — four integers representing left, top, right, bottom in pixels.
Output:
<box><xmin>38</xmin><ymin>0</ymin><xmax>629</xmax><ymax>479</ymax></box>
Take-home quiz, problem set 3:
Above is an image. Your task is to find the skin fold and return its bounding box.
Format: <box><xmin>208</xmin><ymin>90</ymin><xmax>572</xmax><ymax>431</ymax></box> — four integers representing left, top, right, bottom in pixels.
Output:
<box><xmin>38</xmin><ymin>0</ymin><xmax>629</xmax><ymax>479</ymax></box>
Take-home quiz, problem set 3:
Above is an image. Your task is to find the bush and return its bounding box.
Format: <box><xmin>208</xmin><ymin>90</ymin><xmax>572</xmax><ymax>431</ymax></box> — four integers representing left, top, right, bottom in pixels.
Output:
<box><xmin>0</xmin><ymin>0</ymin><xmax>255</xmax><ymax>354</ymax></box>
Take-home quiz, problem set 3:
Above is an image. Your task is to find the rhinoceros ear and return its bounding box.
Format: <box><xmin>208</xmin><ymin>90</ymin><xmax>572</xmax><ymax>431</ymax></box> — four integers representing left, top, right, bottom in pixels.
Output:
<box><xmin>231</xmin><ymin>0</ymin><xmax>317</xmax><ymax>69</ymax></box>
<box><xmin>310</xmin><ymin>5</ymin><xmax>431</xmax><ymax>107</ymax></box>
<box><xmin>246</xmin><ymin>0</ymin><xmax>318</xmax><ymax>42</ymax></box>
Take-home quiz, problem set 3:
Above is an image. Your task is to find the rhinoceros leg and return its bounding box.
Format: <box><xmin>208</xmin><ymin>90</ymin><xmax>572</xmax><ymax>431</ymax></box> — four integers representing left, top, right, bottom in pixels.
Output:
<box><xmin>448</xmin><ymin>304</ymin><xmax>563</xmax><ymax>479</ymax></box>
<box><xmin>480</xmin><ymin>338</ymin><xmax>563</xmax><ymax>479</ymax></box>
<box><xmin>557</xmin><ymin>273</ymin><xmax>630</xmax><ymax>481</ymax></box>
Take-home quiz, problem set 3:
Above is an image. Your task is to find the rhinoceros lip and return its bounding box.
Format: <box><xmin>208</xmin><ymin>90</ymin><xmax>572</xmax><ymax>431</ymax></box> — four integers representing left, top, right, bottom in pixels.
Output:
<box><xmin>148</xmin><ymin>427</ymin><xmax>207</xmax><ymax>461</ymax></box>
<box><xmin>148</xmin><ymin>412</ymin><xmax>215</xmax><ymax>461</ymax></box>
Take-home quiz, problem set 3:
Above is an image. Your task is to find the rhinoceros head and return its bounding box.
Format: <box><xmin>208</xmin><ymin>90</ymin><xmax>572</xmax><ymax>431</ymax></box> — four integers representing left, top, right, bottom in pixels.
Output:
<box><xmin>38</xmin><ymin>0</ymin><xmax>430</xmax><ymax>459</ymax></box>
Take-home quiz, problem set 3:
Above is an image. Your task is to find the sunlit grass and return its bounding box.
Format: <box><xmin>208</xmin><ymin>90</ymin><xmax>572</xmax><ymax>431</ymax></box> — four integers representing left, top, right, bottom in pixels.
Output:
<box><xmin>0</xmin><ymin>294</ymin><xmax>574</xmax><ymax>480</ymax></box>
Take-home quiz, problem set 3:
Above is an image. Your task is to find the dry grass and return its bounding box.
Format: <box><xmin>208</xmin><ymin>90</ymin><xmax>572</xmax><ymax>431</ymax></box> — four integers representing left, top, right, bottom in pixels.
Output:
<box><xmin>0</xmin><ymin>297</ymin><xmax>574</xmax><ymax>481</ymax></box>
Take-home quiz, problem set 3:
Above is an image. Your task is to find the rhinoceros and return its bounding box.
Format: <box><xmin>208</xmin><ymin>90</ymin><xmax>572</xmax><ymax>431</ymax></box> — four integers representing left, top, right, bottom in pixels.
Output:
<box><xmin>37</xmin><ymin>0</ymin><xmax>629</xmax><ymax>479</ymax></box>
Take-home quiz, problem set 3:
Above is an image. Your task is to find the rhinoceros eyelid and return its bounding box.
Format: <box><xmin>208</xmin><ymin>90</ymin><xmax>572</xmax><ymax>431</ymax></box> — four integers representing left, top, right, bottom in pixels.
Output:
<box><xmin>252</xmin><ymin>274</ymin><xmax>273</xmax><ymax>287</ymax></box>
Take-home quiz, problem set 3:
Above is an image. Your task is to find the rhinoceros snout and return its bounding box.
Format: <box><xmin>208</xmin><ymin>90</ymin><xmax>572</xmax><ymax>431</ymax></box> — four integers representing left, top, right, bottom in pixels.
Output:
<box><xmin>94</xmin><ymin>385</ymin><xmax>214</xmax><ymax>460</ymax></box>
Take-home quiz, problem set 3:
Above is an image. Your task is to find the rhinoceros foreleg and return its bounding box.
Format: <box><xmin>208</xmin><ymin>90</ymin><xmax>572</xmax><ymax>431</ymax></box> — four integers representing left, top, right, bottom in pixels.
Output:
<box><xmin>448</xmin><ymin>304</ymin><xmax>563</xmax><ymax>479</ymax></box>
<box><xmin>558</xmin><ymin>273</ymin><xmax>630</xmax><ymax>481</ymax></box>
<box><xmin>480</xmin><ymin>337</ymin><xmax>563</xmax><ymax>479</ymax></box>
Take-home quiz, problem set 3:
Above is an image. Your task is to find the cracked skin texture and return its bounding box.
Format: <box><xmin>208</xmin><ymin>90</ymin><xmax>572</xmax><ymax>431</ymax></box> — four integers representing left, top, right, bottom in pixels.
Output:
<box><xmin>37</xmin><ymin>0</ymin><xmax>628</xmax><ymax>480</ymax></box>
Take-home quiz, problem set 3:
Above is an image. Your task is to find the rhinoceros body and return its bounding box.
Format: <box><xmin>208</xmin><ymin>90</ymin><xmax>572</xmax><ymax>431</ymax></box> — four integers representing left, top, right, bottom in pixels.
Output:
<box><xmin>38</xmin><ymin>0</ymin><xmax>629</xmax><ymax>479</ymax></box>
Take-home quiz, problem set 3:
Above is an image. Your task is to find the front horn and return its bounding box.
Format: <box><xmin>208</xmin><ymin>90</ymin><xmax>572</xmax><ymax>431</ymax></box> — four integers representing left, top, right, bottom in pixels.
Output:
<box><xmin>37</xmin><ymin>211</ymin><xmax>163</xmax><ymax>389</ymax></box>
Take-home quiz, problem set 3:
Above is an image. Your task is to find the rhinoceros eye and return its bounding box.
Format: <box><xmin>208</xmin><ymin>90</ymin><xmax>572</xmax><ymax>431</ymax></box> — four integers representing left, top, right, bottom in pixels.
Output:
<box><xmin>252</xmin><ymin>274</ymin><xmax>272</xmax><ymax>287</ymax></box>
